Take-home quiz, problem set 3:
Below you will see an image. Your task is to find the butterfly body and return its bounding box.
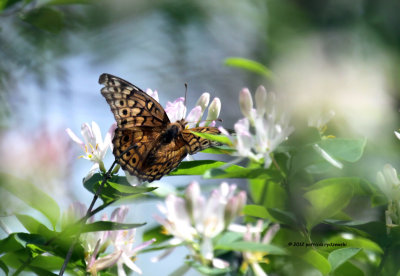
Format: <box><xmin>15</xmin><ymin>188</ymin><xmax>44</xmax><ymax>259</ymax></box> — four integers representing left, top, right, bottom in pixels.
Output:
<box><xmin>99</xmin><ymin>73</ymin><xmax>220</xmax><ymax>182</ymax></box>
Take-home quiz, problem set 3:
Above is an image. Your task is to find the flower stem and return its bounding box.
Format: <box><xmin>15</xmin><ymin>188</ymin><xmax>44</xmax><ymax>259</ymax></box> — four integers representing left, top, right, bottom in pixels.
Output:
<box><xmin>58</xmin><ymin>159</ymin><xmax>118</xmax><ymax>276</ymax></box>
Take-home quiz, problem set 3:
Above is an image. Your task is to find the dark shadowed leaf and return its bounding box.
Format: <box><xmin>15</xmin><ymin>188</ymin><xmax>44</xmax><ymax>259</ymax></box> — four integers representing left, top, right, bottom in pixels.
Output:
<box><xmin>21</xmin><ymin>7</ymin><xmax>64</xmax><ymax>34</ymax></box>
<box><xmin>82</xmin><ymin>221</ymin><xmax>146</xmax><ymax>233</ymax></box>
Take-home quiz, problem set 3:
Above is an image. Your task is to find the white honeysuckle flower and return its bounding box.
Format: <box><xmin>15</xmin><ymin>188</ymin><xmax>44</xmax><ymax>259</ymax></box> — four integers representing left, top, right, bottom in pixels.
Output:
<box><xmin>205</xmin><ymin>97</ymin><xmax>221</xmax><ymax>127</ymax></box>
<box><xmin>395</xmin><ymin>130</ymin><xmax>400</xmax><ymax>140</ymax></box>
<box><xmin>376</xmin><ymin>164</ymin><xmax>400</xmax><ymax>232</ymax></box>
<box><xmin>224</xmin><ymin>87</ymin><xmax>294</xmax><ymax>168</ymax></box>
<box><xmin>241</xmin><ymin>221</ymin><xmax>280</xmax><ymax>276</ymax></box>
<box><xmin>196</xmin><ymin>92</ymin><xmax>210</xmax><ymax>112</ymax></box>
<box><xmin>66</xmin><ymin>121</ymin><xmax>116</xmax><ymax>180</ymax></box>
<box><xmin>64</xmin><ymin>204</ymin><xmax>152</xmax><ymax>275</ymax></box>
<box><xmin>158</xmin><ymin>92</ymin><xmax>221</xmax><ymax>128</ymax></box>
<box><xmin>308</xmin><ymin>110</ymin><xmax>336</xmax><ymax>130</ymax></box>
<box><xmin>165</xmin><ymin>97</ymin><xmax>187</xmax><ymax>123</ymax></box>
<box><xmin>377</xmin><ymin>164</ymin><xmax>400</xmax><ymax>202</ymax></box>
<box><xmin>154</xmin><ymin>181</ymin><xmax>246</xmax><ymax>269</ymax></box>
<box><xmin>146</xmin><ymin>88</ymin><xmax>159</xmax><ymax>102</ymax></box>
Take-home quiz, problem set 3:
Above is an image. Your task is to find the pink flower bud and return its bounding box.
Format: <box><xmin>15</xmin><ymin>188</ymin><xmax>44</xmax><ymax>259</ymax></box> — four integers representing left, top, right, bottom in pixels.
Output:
<box><xmin>239</xmin><ymin>88</ymin><xmax>253</xmax><ymax>119</ymax></box>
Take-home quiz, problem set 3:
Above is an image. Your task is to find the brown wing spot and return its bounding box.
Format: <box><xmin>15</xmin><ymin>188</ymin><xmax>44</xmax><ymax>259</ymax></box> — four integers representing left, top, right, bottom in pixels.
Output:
<box><xmin>123</xmin><ymin>135</ymin><xmax>130</xmax><ymax>142</ymax></box>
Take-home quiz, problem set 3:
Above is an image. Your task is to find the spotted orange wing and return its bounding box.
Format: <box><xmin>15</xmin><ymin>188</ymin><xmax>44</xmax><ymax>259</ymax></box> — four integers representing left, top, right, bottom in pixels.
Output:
<box><xmin>99</xmin><ymin>73</ymin><xmax>169</xmax><ymax>129</ymax></box>
<box><xmin>182</xmin><ymin>126</ymin><xmax>221</xmax><ymax>154</ymax></box>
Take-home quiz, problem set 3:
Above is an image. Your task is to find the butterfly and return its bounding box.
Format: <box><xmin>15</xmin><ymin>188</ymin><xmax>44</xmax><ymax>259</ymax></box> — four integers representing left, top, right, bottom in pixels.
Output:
<box><xmin>99</xmin><ymin>73</ymin><xmax>221</xmax><ymax>182</ymax></box>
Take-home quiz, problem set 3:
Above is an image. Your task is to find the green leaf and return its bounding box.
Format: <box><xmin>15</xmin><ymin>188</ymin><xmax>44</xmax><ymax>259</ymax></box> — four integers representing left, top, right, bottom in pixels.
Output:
<box><xmin>214</xmin><ymin>241</ymin><xmax>286</xmax><ymax>255</ymax></box>
<box><xmin>0</xmin><ymin>259</ymin><xmax>8</xmax><ymax>275</ymax></box>
<box><xmin>16</xmin><ymin>215</ymin><xmax>55</xmax><ymax>238</ymax></box>
<box><xmin>84</xmin><ymin>173</ymin><xmax>156</xmax><ymax>203</ymax></box>
<box><xmin>0</xmin><ymin>0</ymin><xmax>23</xmax><ymax>11</ymax></box>
<box><xmin>304</xmin><ymin>178</ymin><xmax>354</xmax><ymax>229</ymax></box>
<box><xmin>328</xmin><ymin>248</ymin><xmax>361</xmax><ymax>271</ymax></box>
<box><xmin>170</xmin><ymin>160</ymin><xmax>233</xmax><ymax>176</ymax></box>
<box><xmin>46</xmin><ymin>0</ymin><xmax>92</xmax><ymax>5</ymax></box>
<box><xmin>28</xmin><ymin>266</ymin><xmax>57</xmax><ymax>276</ymax></box>
<box><xmin>300</xmin><ymin>250</ymin><xmax>331</xmax><ymax>275</ymax></box>
<box><xmin>82</xmin><ymin>221</ymin><xmax>146</xmax><ymax>233</ymax></box>
<box><xmin>30</xmin><ymin>255</ymin><xmax>65</xmax><ymax>271</ymax></box>
<box><xmin>21</xmin><ymin>7</ymin><xmax>64</xmax><ymax>34</ymax></box>
<box><xmin>267</xmin><ymin>208</ymin><xmax>298</xmax><ymax>226</ymax></box>
<box><xmin>0</xmin><ymin>173</ymin><xmax>60</xmax><ymax>228</ymax></box>
<box><xmin>190</xmin><ymin>261</ymin><xmax>231</xmax><ymax>275</ymax></box>
<box><xmin>333</xmin><ymin>261</ymin><xmax>364</xmax><ymax>276</ymax></box>
<box><xmin>0</xmin><ymin>234</ymin><xmax>24</xmax><ymax>254</ymax></box>
<box><xmin>190</xmin><ymin>131</ymin><xmax>233</xmax><ymax>146</ymax></box>
<box><xmin>243</xmin><ymin>205</ymin><xmax>269</xmax><ymax>219</ymax></box>
<box><xmin>142</xmin><ymin>225</ymin><xmax>172</xmax><ymax>245</ymax></box>
<box><xmin>204</xmin><ymin>166</ymin><xmax>282</xmax><ymax>180</ymax></box>
<box><xmin>224</xmin><ymin>57</ymin><xmax>274</xmax><ymax>79</ymax></box>
<box><xmin>317</xmin><ymin>138</ymin><xmax>366</xmax><ymax>163</ymax></box>
<box><xmin>201</xmin><ymin>146</ymin><xmax>236</xmax><ymax>155</ymax></box>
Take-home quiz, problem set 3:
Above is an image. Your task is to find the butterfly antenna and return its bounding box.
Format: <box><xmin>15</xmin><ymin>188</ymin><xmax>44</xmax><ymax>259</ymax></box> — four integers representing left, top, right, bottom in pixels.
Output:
<box><xmin>184</xmin><ymin>83</ymin><xmax>188</xmax><ymax>107</ymax></box>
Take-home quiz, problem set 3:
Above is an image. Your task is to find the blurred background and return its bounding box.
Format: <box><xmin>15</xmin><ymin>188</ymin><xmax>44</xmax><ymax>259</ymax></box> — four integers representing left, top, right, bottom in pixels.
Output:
<box><xmin>1</xmin><ymin>0</ymin><xmax>400</xmax><ymax>274</ymax></box>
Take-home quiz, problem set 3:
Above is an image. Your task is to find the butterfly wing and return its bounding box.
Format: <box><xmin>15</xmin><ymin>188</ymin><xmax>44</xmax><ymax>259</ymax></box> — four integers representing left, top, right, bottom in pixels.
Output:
<box><xmin>182</xmin><ymin>126</ymin><xmax>221</xmax><ymax>154</ymax></box>
<box><xmin>113</xmin><ymin>127</ymin><xmax>189</xmax><ymax>182</ymax></box>
<box><xmin>99</xmin><ymin>73</ymin><xmax>170</xmax><ymax>128</ymax></box>
<box><xmin>113</xmin><ymin>127</ymin><xmax>163</xmax><ymax>182</ymax></box>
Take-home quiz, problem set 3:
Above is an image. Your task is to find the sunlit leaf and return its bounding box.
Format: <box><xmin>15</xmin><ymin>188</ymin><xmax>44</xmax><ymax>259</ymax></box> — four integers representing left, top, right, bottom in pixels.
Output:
<box><xmin>317</xmin><ymin>138</ymin><xmax>366</xmax><ymax>163</ymax></box>
<box><xmin>243</xmin><ymin>205</ymin><xmax>269</xmax><ymax>219</ymax></box>
<box><xmin>142</xmin><ymin>225</ymin><xmax>172</xmax><ymax>245</ymax></box>
<box><xmin>225</xmin><ymin>57</ymin><xmax>274</xmax><ymax>79</ymax></box>
<box><xmin>301</xmin><ymin>250</ymin><xmax>331</xmax><ymax>275</ymax></box>
<box><xmin>304</xmin><ymin>178</ymin><xmax>354</xmax><ymax>229</ymax></box>
<box><xmin>333</xmin><ymin>261</ymin><xmax>364</xmax><ymax>276</ymax></box>
<box><xmin>170</xmin><ymin>160</ymin><xmax>235</xmax><ymax>175</ymax></box>
<box><xmin>0</xmin><ymin>173</ymin><xmax>60</xmax><ymax>228</ymax></box>
<box><xmin>204</xmin><ymin>166</ymin><xmax>282</xmax><ymax>179</ymax></box>
<box><xmin>328</xmin><ymin>248</ymin><xmax>361</xmax><ymax>271</ymax></box>
<box><xmin>191</xmin><ymin>131</ymin><xmax>232</xmax><ymax>146</ymax></box>
<box><xmin>16</xmin><ymin>215</ymin><xmax>54</xmax><ymax>238</ymax></box>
